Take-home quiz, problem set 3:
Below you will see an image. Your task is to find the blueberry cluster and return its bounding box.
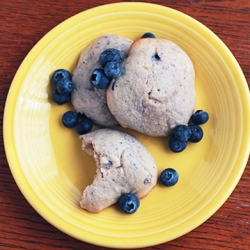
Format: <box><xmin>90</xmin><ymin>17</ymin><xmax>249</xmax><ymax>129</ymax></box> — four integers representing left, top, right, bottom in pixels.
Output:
<box><xmin>51</xmin><ymin>69</ymin><xmax>73</xmax><ymax>105</ymax></box>
<box><xmin>62</xmin><ymin>111</ymin><xmax>93</xmax><ymax>135</ymax></box>
<box><xmin>51</xmin><ymin>69</ymin><xmax>93</xmax><ymax>135</ymax></box>
<box><xmin>158</xmin><ymin>111</ymin><xmax>209</xmax><ymax>191</ymax></box>
<box><xmin>169</xmin><ymin>110</ymin><xmax>209</xmax><ymax>153</ymax></box>
<box><xmin>91</xmin><ymin>48</ymin><xmax>123</xmax><ymax>89</ymax></box>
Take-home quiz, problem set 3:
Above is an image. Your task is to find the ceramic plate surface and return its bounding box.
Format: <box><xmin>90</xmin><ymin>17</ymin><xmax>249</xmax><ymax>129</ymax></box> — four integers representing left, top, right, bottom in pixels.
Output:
<box><xmin>4</xmin><ymin>3</ymin><xmax>250</xmax><ymax>248</ymax></box>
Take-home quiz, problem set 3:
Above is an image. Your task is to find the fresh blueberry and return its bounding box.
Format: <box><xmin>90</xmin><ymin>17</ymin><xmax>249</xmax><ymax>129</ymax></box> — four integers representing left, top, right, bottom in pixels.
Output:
<box><xmin>141</xmin><ymin>32</ymin><xmax>156</xmax><ymax>38</ymax></box>
<box><xmin>188</xmin><ymin>124</ymin><xmax>203</xmax><ymax>143</ymax></box>
<box><xmin>52</xmin><ymin>89</ymin><xmax>70</xmax><ymax>105</ymax></box>
<box><xmin>160</xmin><ymin>168</ymin><xmax>179</xmax><ymax>187</ymax></box>
<box><xmin>99</xmin><ymin>48</ymin><xmax>123</xmax><ymax>68</ymax></box>
<box><xmin>75</xmin><ymin>118</ymin><xmax>93</xmax><ymax>135</ymax></box>
<box><xmin>62</xmin><ymin>111</ymin><xmax>78</xmax><ymax>128</ymax></box>
<box><xmin>91</xmin><ymin>68</ymin><xmax>110</xmax><ymax>89</ymax></box>
<box><xmin>104</xmin><ymin>61</ymin><xmax>122</xmax><ymax>78</ymax></box>
<box><xmin>173</xmin><ymin>125</ymin><xmax>192</xmax><ymax>141</ymax></box>
<box><xmin>191</xmin><ymin>110</ymin><xmax>209</xmax><ymax>125</ymax></box>
<box><xmin>118</xmin><ymin>193</ymin><xmax>140</xmax><ymax>214</ymax></box>
<box><xmin>168</xmin><ymin>134</ymin><xmax>187</xmax><ymax>152</ymax></box>
<box><xmin>56</xmin><ymin>78</ymin><xmax>73</xmax><ymax>94</ymax></box>
<box><xmin>52</xmin><ymin>69</ymin><xmax>72</xmax><ymax>86</ymax></box>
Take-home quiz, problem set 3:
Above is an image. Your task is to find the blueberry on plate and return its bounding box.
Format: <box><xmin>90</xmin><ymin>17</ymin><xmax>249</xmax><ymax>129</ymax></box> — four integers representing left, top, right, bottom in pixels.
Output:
<box><xmin>52</xmin><ymin>69</ymin><xmax>72</xmax><ymax>86</ymax></box>
<box><xmin>191</xmin><ymin>110</ymin><xmax>209</xmax><ymax>125</ymax></box>
<box><xmin>62</xmin><ymin>111</ymin><xmax>78</xmax><ymax>128</ymax></box>
<box><xmin>104</xmin><ymin>61</ymin><xmax>122</xmax><ymax>78</ymax></box>
<box><xmin>56</xmin><ymin>78</ymin><xmax>73</xmax><ymax>94</ymax></box>
<box><xmin>168</xmin><ymin>134</ymin><xmax>187</xmax><ymax>152</ymax></box>
<box><xmin>173</xmin><ymin>125</ymin><xmax>192</xmax><ymax>141</ymax></box>
<box><xmin>141</xmin><ymin>32</ymin><xmax>156</xmax><ymax>38</ymax></box>
<box><xmin>188</xmin><ymin>124</ymin><xmax>203</xmax><ymax>143</ymax></box>
<box><xmin>91</xmin><ymin>68</ymin><xmax>110</xmax><ymax>89</ymax></box>
<box><xmin>160</xmin><ymin>168</ymin><xmax>179</xmax><ymax>187</ymax></box>
<box><xmin>75</xmin><ymin>118</ymin><xmax>93</xmax><ymax>135</ymax></box>
<box><xmin>99</xmin><ymin>48</ymin><xmax>123</xmax><ymax>68</ymax></box>
<box><xmin>52</xmin><ymin>89</ymin><xmax>70</xmax><ymax>105</ymax></box>
<box><xmin>118</xmin><ymin>193</ymin><xmax>140</xmax><ymax>214</ymax></box>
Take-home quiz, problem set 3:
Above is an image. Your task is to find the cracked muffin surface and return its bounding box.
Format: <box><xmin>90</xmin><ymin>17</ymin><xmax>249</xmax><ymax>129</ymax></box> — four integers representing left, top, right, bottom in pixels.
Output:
<box><xmin>107</xmin><ymin>38</ymin><xmax>196</xmax><ymax>136</ymax></box>
<box><xmin>79</xmin><ymin>128</ymin><xmax>157</xmax><ymax>213</ymax></box>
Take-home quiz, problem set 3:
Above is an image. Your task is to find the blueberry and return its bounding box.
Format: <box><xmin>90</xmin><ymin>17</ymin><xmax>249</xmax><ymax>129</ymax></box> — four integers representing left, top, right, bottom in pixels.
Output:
<box><xmin>56</xmin><ymin>78</ymin><xmax>73</xmax><ymax>94</ymax></box>
<box><xmin>91</xmin><ymin>68</ymin><xmax>110</xmax><ymax>89</ymax></box>
<box><xmin>62</xmin><ymin>111</ymin><xmax>78</xmax><ymax>128</ymax></box>
<box><xmin>75</xmin><ymin>118</ymin><xmax>93</xmax><ymax>135</ymax></box>
<box><xmin>160</xmin><ymin>168</ymin><xmax>179</xmax><ymax>187</ymax></box>
<box><xmin>173</xmin><ymin>125</ymin><xmax>192</xmax><ymax>141</ymax></box>
<box><xmin>52</xmin><ymin>69</ymin><xmax>71</xmax><ymax>86</ymax></box>
<box><xmin>168</xmin><ymin>134</ymin><xmax>187</xmax><ymax>152</ymax></box>
<box><xmin>141</xmin><ymin>32</ymin><xmax>156</xmax><ymax>38</ymax></box>
<box><xmin>118</xmin><ymin>193</ymin><xmax>140</xmax><ymax>214</ymax></box>
<box><xmin>191</xmin><ymin>110</ymin><xmax>209</xmax><ymax>125</ymax></box>
<box><xmin>104</xmin><ymin>61</ymin><xmax>122</xmax><ymax>78</ymax></box>
<box><xmin>52</xmin><ymin>89</ymin><xmax>70</xmax><ymax>105</ymax></box>
<box><xmin>99</xmin><ymin>48</ymin><xmax>123</xmax><ymax>68</ymax></box>
<box><xmin>188</xmin><ymin>124</ymin><xmax>203</xmax><ymax>143</ymax></box>
<box><xmin>141</xmin><ymin>32</ymin><xmax>155</xmax><ymax>38</ymax></box>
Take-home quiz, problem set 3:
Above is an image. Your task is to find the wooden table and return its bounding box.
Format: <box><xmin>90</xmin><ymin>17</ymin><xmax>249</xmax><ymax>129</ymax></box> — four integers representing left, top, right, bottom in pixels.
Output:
<box><xmin>1</xmin><ymin>0</ymin><xmax>249</xmax><ymax>249</ymax></box>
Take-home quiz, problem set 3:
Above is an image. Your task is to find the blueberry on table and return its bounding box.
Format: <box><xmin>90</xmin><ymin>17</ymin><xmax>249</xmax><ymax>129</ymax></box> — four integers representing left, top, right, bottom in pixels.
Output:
<box><xmin>56</xmin><ymin>78</ymin><xmax>73</xmax><ymax>94</ymax></box>
<box><xmin>52</xmin><ymin>89</ymin><xmax>70</xmax><ymax>105</ymax></box>
<box><xmin>52</xmin><ymin>69</ymin><xmax>72</xmax><ymax>86</ymax></box>
<box><xmin>99</xmin><ymin>48</ymin><xmax>123</xmax><ymax>67</ymax></box>
<box><xmin>191</xmin><ymin>110</ymin><xmax>209</xmax><ymax>125</ymax></box>
<box><xmin>91</xmin><ymin>68</ymin><xmax>110</xmax><ymax>89</ymax></box>
<box><xmin>168</xmin><ymin>134</ymin><xmax>187</xmax><ymax>152</ymax></box>
<box><xmin>141</xmin><ymin>32</ymin><xmax>156</xmax><ymax>38</ymax></box>
<box><xmin>160</xmin><ymin>168</ymin><xmax>179</xmax><ymax>187</ymax></box>
<box><xmin>62</xmin><ymin>111</ymin><xmax>78</xmax><ymax>128</ymax></box>
<box><xmin>75</xmin><ymin>118</ymin><xmax>93</xmax><ymax>135</ymax></box>
<box><xmin>173</xmin><ymin>125</ymin><xmax>192</xmax><ymax>141</ymax></box>
<box><xmin>104</xmin><ymin>61</ymin><xmax>122</xmax><ymax>78</ymax></box>
<box><xmin>118</xmin><ymin>193</ymin><xmax>140</xmax><ymax>214</ymax></box>
<box><xmin>188</xmin><ymin>124</ymin><xmax>203</xmax><ymax>143</ymax></box>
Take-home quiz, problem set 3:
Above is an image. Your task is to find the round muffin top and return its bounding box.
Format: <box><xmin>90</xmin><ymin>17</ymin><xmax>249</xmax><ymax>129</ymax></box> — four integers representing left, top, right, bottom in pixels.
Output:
<box><xmin>107</xmin><ymin>38</ymin><xmax>196</xmax><ymax>136</ymax></box>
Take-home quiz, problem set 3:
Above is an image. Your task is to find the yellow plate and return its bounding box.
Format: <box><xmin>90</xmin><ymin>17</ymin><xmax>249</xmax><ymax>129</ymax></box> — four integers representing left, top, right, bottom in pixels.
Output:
<box><xmin>3</xmin><ymin>3</ymin><xmax>250</xmax><ymax>248</ymax></box>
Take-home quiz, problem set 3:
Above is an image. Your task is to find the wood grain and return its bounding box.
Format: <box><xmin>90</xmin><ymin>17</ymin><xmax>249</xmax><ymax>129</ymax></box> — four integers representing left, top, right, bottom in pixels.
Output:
<box><xmin>0</xmin><ymin>0</ymin><xmax>249</xmax><ymax>249</ymax></box>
